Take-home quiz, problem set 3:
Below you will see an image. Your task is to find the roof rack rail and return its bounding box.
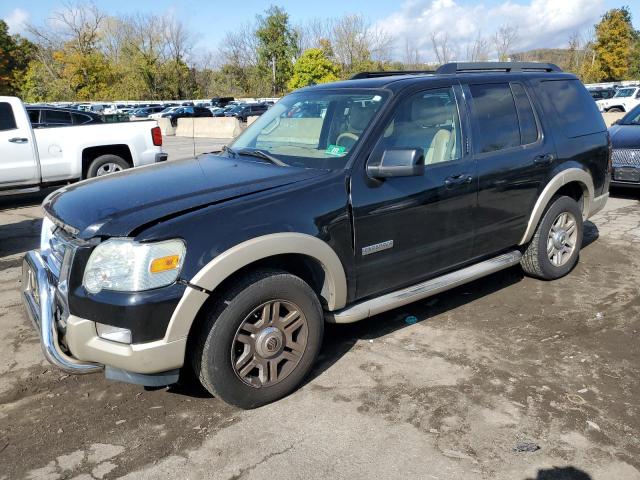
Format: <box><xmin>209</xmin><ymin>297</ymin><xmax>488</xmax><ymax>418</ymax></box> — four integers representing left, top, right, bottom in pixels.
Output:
<box><xmin>435</xmin><ymin>62</ymin><xmax>562</xmax><ymax>75</ymax></box>
<box><xmin>350</xmin><ymin>70</ymin><xmax>435</xmax><ymax>80</ymax></box>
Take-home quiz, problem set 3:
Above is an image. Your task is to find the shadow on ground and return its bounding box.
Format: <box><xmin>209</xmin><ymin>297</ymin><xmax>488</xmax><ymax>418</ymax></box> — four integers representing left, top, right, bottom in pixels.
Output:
<box><xmin>525</xmin><ymin>466</ymin><xmax>592</xmax><ymax>480</ymax></box>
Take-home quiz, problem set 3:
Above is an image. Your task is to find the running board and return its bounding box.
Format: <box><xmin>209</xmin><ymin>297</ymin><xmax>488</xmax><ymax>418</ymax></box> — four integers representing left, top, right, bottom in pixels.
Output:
<box><xmin>328</xmin><ymin>250</ymin><xmax>522</xmax><ymax>324</ymax></box>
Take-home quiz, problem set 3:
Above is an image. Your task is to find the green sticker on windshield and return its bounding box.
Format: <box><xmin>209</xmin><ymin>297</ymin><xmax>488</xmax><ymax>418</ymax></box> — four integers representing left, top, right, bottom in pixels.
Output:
<box><xmin>326</xmin><ymin>144</ymin><xmax>346</xmax><ymax>157</ymax></box>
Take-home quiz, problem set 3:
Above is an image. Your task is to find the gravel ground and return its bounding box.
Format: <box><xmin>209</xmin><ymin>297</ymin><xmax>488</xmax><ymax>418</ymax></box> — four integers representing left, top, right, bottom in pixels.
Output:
<box><xmin>0</xmin><ymin>179</ymin><xmax>638</xmax><ymax>480</ymax></box>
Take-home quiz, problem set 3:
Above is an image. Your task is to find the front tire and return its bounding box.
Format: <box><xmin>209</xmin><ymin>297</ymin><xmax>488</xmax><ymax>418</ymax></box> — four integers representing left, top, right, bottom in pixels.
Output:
<box><xmin>521</xmin><ymin>196</ymin><xmax>583</xmax><ymax>280</ymax></box>
<box><xmin>191</xmin><ymin>270</ymin><xmax>324</xmax><ymax>409</ymax></box>
<box><xmin>87</xmin><ymin>154</ymin><xmax>130</xmax><ymax>178</ymax></box>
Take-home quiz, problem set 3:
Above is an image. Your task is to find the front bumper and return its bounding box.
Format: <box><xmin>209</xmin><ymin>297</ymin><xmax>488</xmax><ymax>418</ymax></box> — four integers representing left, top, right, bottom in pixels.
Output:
<box><xmin>22</xmin><ymin>250</ymin><xmax>186</xmax><ymax>377</ymax></box>
<box><xmin>22</xmin><ymin>250</ymin><xmax>102</xmax><ymax>374</ymax></box>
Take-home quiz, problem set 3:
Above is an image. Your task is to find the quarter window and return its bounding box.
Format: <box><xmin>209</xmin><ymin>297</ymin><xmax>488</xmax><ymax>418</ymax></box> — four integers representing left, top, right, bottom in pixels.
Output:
<box><xmin>469</xmin><ymin>83</ymin><xmax>520</xmax><ymax>153</ymax></box>
<box><xmin>511</xmin><ymin>83</ymin><xmax>539</xmax><ymax>145</ymax></box>
<box><xmin>0</xmin><ymin>102</ymin><xmax>17</xmax><ymax>131</ymax></box>
<box><xmin>375</xmin><ymin>87</ymin><xmax>462</xmax><ymax>165</ymax></box>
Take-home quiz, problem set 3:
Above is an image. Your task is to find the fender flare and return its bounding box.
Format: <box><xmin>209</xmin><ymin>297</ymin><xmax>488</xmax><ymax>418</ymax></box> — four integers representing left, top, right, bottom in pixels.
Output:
<box><xmin>519</xmin><ymin>168</ymin><xmax>594</xmax><ymax>245</ymax></box>
<box><xmin>164</xmin><ymin>233</ymin><xmax>348</xmax><ymax>342</ymax></box>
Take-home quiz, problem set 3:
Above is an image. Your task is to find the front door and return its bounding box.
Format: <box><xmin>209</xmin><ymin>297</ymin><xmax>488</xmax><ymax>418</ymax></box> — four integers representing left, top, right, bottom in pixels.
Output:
<box><xmin>0</xmin><ymin>98</ymin><xmax>39</xmax><ymax>188</ymax></box>
<box><xmin>350</xmin><ymin>84</ymin><xmax>478</xmax><ymax>300</ymax></box>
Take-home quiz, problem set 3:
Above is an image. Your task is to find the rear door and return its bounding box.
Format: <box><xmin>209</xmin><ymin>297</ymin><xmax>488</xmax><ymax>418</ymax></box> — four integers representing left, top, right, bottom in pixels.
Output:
<box><xmin>463</xmin><ymin>80</ymin><xmax>555</xmax><ymax>257</ymax></box>
<box><xmin>0</xmin><ymin>98</ymin><xmax>39</xmax><ymax>188</ymax></box>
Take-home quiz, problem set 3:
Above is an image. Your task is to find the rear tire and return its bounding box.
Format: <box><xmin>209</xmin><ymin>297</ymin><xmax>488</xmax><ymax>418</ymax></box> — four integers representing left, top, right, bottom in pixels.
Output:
<box><xmin>191</xmin><ymin>270</ymin><xmax>324</xmax><ymax>409</ymax></box>
<box><xmin>521</xmin><ymin>196</ymin><xmax>583</xmax><ymax>280</ymax></box>
<box><xmin>87</xmin><ymin>154</ymin><xmax>129</xmax><ymax>178</ymax></box>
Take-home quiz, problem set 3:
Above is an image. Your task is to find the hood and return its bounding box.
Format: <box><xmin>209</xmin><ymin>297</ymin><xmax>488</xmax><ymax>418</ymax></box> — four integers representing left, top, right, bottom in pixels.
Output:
<box><xmin>44</xmin><ymin>155</ymin><xmax>327</xmax><ymax>239</ymax></box>
<box><xmin>609</xmin><ymin>124</ymin><xmax>640</xmax><ymax>149</ymax></box>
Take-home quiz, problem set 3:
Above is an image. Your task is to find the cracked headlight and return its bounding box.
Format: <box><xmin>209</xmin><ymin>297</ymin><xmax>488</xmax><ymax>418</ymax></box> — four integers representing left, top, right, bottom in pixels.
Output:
<box><xmin>82</xmin><ymin>239</ymin><xmax>186</xmax><ymax>294</ymax></box>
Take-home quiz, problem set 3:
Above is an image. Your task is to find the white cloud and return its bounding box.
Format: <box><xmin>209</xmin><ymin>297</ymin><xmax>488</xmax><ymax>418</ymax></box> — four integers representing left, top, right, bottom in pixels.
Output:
<box><xmin>378</xmin><ymin>0</ymin><xmax>605</xmax><ymax>62</ymax></box>
<box><xmin>5</xmin><ymin>8</ymin><xmax>29</xmax><ymax>34</ymax></box>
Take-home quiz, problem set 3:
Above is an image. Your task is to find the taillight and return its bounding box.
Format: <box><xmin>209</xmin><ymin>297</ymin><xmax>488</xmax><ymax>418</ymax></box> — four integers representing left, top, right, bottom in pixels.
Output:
<box><xmin>151</xmin><ymin>126</ymin><xmax>162</xmax><ymax>146</ymax></box>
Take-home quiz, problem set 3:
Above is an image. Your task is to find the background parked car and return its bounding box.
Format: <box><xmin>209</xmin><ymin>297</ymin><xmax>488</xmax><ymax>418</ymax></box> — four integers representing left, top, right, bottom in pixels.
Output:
<box><xmin>224</xmin><ymin>103</ymin><xmax>269</xmax><ymax>122</ymax></box>
<box><xmin>211</xmin><ymin>96</ymin><xmax>235</xmax><ymax>107</ymax></box>
<box><xmin>26</xmin><ymin>106</ymin><xmax>103</xmax><ymax>128</ymax></box>
<box><xmin>609</xmin><ymin>103</ymin><xmax>640</xmax><ymax>189</ymax></box>
<box><xmin>589</xmin><ymin>88</ymin><xmax>616</xmax><ymax>101</ymax></box>
<box><xmin>212</xmin><ymin>104</ymin><xmax>238</xmax><ymax>117</ymax></box>
<box><xmin>149</xmin><ymin>106</ymin><xmax>180</xmax><ymax>119</ymax></box>
<box><xmin>163</xmin><ymin>105</ymin><xmax>213</xmax><ymax>126</ymax></box>
<box><xmin>130</xmin><ymin>106</ymin><xmax>166</xmax><ymax>119</ymax></box>
<box><xmin>597</xmin><ymin>86</ymin><xmax>640</xmax><ymax>112</ymax></box>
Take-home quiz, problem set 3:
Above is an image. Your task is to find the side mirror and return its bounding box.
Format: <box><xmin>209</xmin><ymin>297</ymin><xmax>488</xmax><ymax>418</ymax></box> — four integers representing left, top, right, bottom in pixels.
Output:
<box><xmin>367</xmin><ymin>148</ymin><xmax>425</xmax><ymax>179</ymax></box>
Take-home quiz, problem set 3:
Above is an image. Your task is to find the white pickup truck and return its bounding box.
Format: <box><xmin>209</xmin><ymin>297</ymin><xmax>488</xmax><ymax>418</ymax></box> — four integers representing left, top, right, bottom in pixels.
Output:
<box><xmin>0</xmin><ymin>96</ymin><xmax>168</xmax><ymax>196</ymax></box>
<box><xmin>597</xmin><ymin>86</ymin><xmax>640</xmax><ymax>113</ymax></box>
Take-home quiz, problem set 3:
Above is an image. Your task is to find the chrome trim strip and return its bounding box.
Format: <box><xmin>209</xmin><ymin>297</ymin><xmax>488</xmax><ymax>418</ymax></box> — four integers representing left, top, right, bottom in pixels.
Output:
<box><xmin>22</xmin><ymin>250</ymin><xmax>102</xmax><ymax>374</ymax></box>
<box><xmin>327</xmin><ymin>250</ymin><xmax>522</xmax><ymax>324</ymax></box>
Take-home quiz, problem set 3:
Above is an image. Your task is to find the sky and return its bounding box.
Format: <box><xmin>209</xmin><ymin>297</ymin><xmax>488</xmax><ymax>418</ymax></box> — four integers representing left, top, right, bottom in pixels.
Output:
<box><xmin>2</xmin><ymin>0</ymin><xmax>639</xmax><ymax>62</ymax></box>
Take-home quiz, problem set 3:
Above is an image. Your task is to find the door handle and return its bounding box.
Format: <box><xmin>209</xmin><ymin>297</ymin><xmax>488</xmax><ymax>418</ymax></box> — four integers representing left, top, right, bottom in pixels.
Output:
<box><xmin>8</xmin><ymin>137</ymin><xmax>28</xmax><ymax>144</ymax></box>
<box><xmin>445</xmin><ymin>174</ymin><xmax>473</xmax><ymax>187</ymax></box>
<box><xmin>534</xmin><ymin>153</ymin><xmax>554</xmax><ymax>165</ymax></box>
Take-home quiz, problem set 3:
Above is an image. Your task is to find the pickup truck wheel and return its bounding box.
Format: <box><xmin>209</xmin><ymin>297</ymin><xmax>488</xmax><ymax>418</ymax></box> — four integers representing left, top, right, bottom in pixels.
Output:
<box><xmin>191</xmin><ymin>270</ymin><xmax>324</xmax><ymax>409</ymax></box>
<box><xmin>87</xmin><ymin>154</ymin><xmax>130</xmax><ymax>178</ymax></box>
<box><xmin>521</xmin><ymin>195</ymin><xmax>583</xmax><ymax>280</ymax></box>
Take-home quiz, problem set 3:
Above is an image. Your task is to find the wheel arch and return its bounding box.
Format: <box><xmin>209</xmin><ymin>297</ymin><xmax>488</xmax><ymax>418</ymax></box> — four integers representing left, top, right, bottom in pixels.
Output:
<box><xmin>164</xmin><ymin>233</ymin><xmax>348</xmax><ymax>342</ymax></box>
<box><xmin>81</xmin><ymin>144</ymin><xmax>133</xmax><ymax>178</ymax></box>
<box><xmin>519</xmin><ymin>168</ymin><xmax>594</xmax><ymax>246</ymax></box>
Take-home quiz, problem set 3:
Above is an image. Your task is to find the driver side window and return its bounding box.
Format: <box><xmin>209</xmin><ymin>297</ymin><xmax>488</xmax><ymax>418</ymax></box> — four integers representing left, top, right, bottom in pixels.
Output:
<box><xmin>377</xmin><ymin>87</ymin><xmax>462</xmax><ymax>165</ymax></box>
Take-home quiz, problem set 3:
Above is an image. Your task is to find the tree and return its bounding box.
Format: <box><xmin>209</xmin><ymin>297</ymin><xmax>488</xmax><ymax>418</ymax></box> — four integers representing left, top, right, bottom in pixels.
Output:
<box><xmin>0</xmin><ymin>20</ymin><xmax>35</xmax><ymax>95</ymax></box>
<box><xmin>494</xmin><ymin>25</ymin><xmax>519</xmax><ymax>61</ymax></box>
<box><xmin>430</xmin><ymin>31</ymin><xmax>454</xmax><ymax>64</ymax></box>
<box><xmin>593</xmin><ymin>7</ymin><xmax>635</xmax><ymax>81</ymax></box>
<box><xmin>288</xmin><ymin>48</ymin><xmax>339</xmax><ymax>90</ymax></box>
<box><xmin>466</xmin><ymin>33</ymin><xmax>489</xmax><ymax>62</ymax></box>
<box><xmin>255</xmin><ymin>6</ymin><xmax>298</xmax><ymax>96</ymax></box>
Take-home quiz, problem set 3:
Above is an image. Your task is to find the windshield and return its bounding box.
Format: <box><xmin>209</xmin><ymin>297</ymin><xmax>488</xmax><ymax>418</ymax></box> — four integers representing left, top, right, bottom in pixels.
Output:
<box><xmin>614</xmin><ymin>88</ymin><xmax>636</xmax><ymax>98</ymax></box>
<box><xmin>230</xmin><ymin>90</ymin><xmax>388</xmax><ymax>170</ymax></box>
<box><xmin>620</xmin><ymin>104</ymin><xmax>640</xmax><ymax>125</ymax></box>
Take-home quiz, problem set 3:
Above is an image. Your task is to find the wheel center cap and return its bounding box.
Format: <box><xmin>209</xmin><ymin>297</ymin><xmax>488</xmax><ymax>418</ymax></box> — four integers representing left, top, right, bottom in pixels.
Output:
<box><xmin>553</xmin><ymin>230</ymin><xmax>567</xmax><ymax>249</ymax></box>
<box><xmin>255</xmin><ymin>326</ymin><xmax>284</xmax><ymax>358</ymax></box>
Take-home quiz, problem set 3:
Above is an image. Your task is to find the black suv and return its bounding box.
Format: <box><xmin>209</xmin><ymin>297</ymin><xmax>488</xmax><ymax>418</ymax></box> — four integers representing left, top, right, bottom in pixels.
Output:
<box><xmin>609</xmin><ymin>103</ymin><xmax>640</xmax><ymax>188</ymax></box>
<box><xmin>22</xmin><ymin>63</ymin><xmax>610</xmax><ymax>408</ymax></box>
<box><xmin>225</xmin><ymin>103</ymin><xmax>270</xmax><ymax>122</ymax></box>
<box><xmin>162</xmin><ymin>106</ymin><xmax>213</xmax><ymax>126</ymax></box>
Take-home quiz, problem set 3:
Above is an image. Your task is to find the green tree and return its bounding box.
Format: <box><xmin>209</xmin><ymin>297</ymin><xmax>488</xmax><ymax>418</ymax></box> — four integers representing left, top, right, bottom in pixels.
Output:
<box><xmin>288</xmin><ymin>48</ymin><xmax>339</xmax><ymax>90</ymax></box>
<box><xmin>594</xmin><ymin>7</ymin><xmax>635</xmax><ymax>81</ymax></box>
<box><xmin>0</xmin><ymin>20</ymin><xmax>35</xmax><ymax>95</ymax></box>
<box><xmin>256</xmin><ymin>6</ymin><xmax>298</xmax><ymax>96</ymax></box>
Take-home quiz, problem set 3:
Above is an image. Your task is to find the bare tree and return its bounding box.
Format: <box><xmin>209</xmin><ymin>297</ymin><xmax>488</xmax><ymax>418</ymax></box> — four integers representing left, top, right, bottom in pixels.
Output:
<box><xmin>403</xmin><ymin>38</ymin><xmax>421</xmax><ymax>69</ymax></box>
<box><xmin>493</xmin><ymin>25</ymin><xmax>519</xmax><ymax>61</ymax></box>
<box><xmin>331</xmin><ymin>14</ymin><xmax>393</xmax><ymax>72</ymax></box>
<box><xmin>466</xmin><ymin>32</ymin><xmax>489</xmax><ymax>62</ymax></box>
<box><xmin>430</xmin><ymin>31</ymin><xmax>454</xmax><ymax>64</ymax></box>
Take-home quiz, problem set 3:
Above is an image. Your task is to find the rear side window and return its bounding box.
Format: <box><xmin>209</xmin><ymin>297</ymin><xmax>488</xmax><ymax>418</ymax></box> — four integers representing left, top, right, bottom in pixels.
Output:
<box><xmin>539</xmin><ymin>80</ymin><xmax>605</xmax><ymax>138</ymax></box>
<box><xmin>0</xmin><ymin>102</ymin><xmax>17</xmax><ymax>131</ymax></box>
<box><xmin>44</xmin><ymin>109</ymin><xmax>73</xmax><ymax>125</ymax></box>
<box><xmin>72</xmin><ymin>113</ymin><xmax>93</xmax><ymax>124</ymax></box>
<box><xmin>511</xmin><ymin>83</ymin><xmax>539</xmax><ymax>145</ymax></box>
<box><xmin>469</xmin><ymin>83</ymin><xmax>520</xmax><ymax>153</ymax></box>
<box><xmin>28</xmin><ymin>109</ymin><xmax>40</xmax><ymax>124</ymax></box>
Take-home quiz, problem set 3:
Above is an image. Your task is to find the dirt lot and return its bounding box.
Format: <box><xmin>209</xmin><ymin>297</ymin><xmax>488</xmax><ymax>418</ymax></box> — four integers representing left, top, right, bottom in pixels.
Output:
<box><xmin>0</xmin><ymin>185</ymin><xmax>638</xmax><ymax>480</ymax></box>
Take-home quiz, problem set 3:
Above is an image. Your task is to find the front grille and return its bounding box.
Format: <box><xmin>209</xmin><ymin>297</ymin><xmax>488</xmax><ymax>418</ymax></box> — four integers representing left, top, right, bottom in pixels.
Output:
<box><xmin>612</xmin><ymin>149</ymin><xmax>640</xmax><ymax>167</ymax></box>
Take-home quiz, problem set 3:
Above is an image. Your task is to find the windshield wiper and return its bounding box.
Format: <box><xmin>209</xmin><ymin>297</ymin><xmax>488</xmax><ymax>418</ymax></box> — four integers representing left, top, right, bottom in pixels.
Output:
<box><xmin>222</xmin><ymin>145</ymin><xmax>238</xmax><ymax>157</ymax></box>
<box><xmin>236</xmin><ymin>148</ymin><xmax>288</xmax><ymax>167</ymax></box>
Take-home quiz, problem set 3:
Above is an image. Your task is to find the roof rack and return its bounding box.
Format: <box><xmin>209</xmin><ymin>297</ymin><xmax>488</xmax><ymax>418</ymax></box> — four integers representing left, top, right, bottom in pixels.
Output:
<box><xmin>435</xmin><ymin>62</ymin><xmax>562</xmax><ymax>75</ymax></box>
<box><xmin>350</xmin><ymin>70</ymin><xmax>435</xmax><ymax>80</ymax></box>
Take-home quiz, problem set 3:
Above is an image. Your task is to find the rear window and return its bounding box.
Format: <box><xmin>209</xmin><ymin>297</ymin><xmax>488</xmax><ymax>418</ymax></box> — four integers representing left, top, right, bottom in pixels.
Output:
<box><xmin>44</xmin><ymin>109</ymin><xmax>73</xmax><ymax>125</ymax></box>
<box><xmin>0</xmin><ymin>102</ymin><xmax>17</xmax><ymax>131</ymax></box>
<box><xmin>469</xmin><ymin>83</ymin><xmax>520</xmax><ymax>153</ymax></box>
<box><xmin>539</xmin><ymin>80</ymin><xmax>605</xmax><ymax>138</ymax></box>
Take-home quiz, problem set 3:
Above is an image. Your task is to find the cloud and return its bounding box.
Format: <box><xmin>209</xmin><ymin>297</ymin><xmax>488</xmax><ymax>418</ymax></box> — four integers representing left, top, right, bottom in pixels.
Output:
<box><xmin>378</xmin><ymin>0</ymin><xmax>605</xmax><ymax>62</ymax></box>
<box><xmin>5</xmin><ymin>8</ymin><xmax>30</xmax><ymax>34</ymax></box>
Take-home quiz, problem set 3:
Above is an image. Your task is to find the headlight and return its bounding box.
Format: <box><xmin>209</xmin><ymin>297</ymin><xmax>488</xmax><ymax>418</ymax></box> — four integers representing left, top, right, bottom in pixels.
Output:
<box><xmin>82</xmin><ymin>239</ymin><xmax>186</xmax><ymax>294</ymax></box>
<box><xmin>40</xmin><ymin>216</ymin><xmax>55</xmax><ymax>256</ymax></box>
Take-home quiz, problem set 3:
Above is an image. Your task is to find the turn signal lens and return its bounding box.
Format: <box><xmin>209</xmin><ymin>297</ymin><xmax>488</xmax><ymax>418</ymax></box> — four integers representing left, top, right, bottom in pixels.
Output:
<box><xmin>150</xmin><ymin>255</ymin><xmax>180</xmax><ymax>273</ymax></box>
